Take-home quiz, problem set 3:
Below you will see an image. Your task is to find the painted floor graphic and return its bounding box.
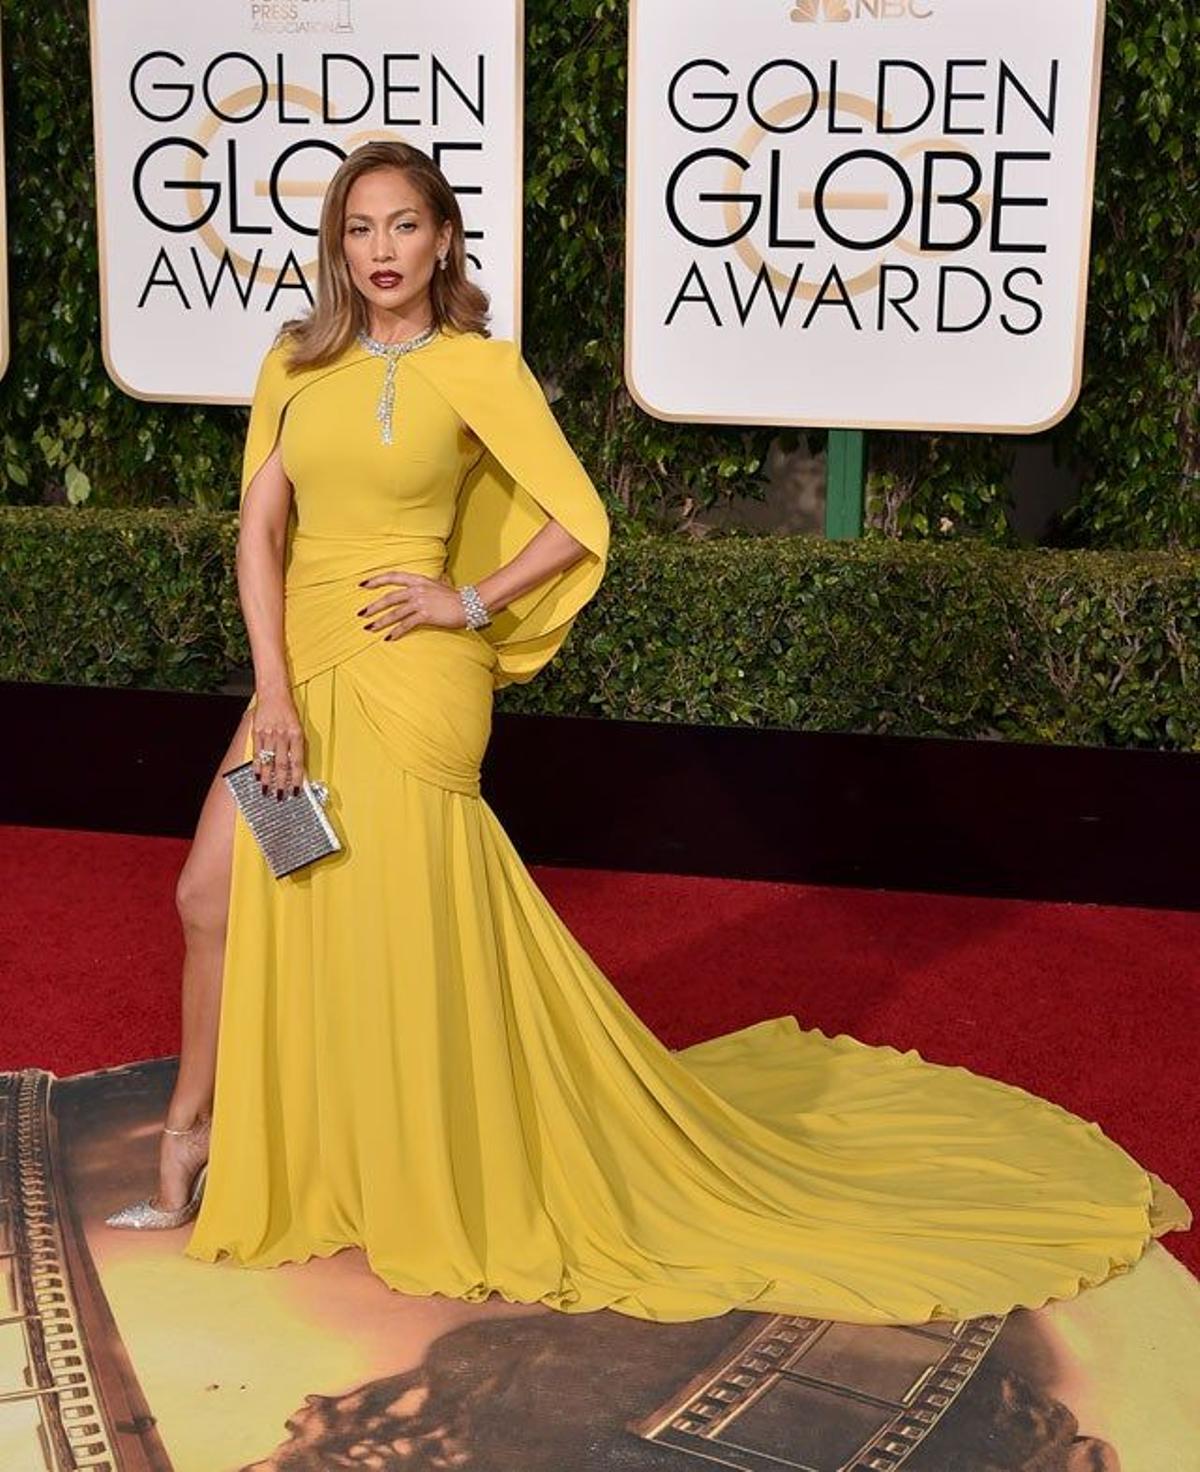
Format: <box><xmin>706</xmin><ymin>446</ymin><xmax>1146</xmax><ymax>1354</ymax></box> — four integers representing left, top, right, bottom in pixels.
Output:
<box><xmin>2</xmin><ymin>1059</ymin><xmax>1197</xmax><ymax>1472</ymax></box>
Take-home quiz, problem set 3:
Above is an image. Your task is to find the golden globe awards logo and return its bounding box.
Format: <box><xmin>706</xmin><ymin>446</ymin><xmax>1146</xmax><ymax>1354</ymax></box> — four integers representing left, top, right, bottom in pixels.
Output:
<box><xmin>790</xmin><ymin>0</ymin><xmax>934</xmax><ymax>21</ymax></box>
<box><xmin>90</xmin><ymin>0</ymin><xmax>524</xmax><ymax>400</ymax></box>
<box><xmin>656</xmin><ymin>39</ymin><xmax>1059</xmax><ymax>340</ymax></box>
<box><xmin>115</xmin><ymin>34</ymin><xmax>489</xmax><ymax>314</ymax></box>
<box><xmin>625</xmin><ymin>0</ymin><xmax>1107</xmax><ymax>432</ymax></box>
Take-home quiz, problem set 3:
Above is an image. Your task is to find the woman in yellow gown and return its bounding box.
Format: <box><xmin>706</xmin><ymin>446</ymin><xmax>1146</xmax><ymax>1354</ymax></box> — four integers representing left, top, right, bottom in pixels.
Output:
<box><xmin>166</xmin><ymin>141</ymin><xmax>1191</xmax><ymax>1324</ymax></box>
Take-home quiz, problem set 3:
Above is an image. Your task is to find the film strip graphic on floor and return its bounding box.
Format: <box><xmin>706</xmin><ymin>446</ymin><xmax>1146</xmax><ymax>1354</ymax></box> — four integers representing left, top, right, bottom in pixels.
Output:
<box><xmin>0</xmin><ymin>1069</ymin><xmax>169</xmax><ymax>1472</ymax></box>
<box><xmin>629</xmin><ymin>1307</ymin><xmax>1008</xmax><ymax>1470</ymax></box>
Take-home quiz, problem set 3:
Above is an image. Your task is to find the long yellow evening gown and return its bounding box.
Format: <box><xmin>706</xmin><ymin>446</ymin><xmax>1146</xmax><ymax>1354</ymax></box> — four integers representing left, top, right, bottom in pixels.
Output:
<box><xmin>183</xmin><ymin>326</ymin><xmax>1192</xmax><ymax>1324</ymax></box>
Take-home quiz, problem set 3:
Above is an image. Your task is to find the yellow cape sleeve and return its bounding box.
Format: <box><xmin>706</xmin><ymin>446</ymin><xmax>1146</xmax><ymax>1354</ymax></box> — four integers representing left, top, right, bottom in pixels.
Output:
<box><xmin>413</xmin><ymin>335</ymin><xmax>611</xmax><ymax>691</ymax></box>
<box><xmin>239</xmin><ymin>340</ymin><xmax>292</xmax><ymax>511</ymax></box>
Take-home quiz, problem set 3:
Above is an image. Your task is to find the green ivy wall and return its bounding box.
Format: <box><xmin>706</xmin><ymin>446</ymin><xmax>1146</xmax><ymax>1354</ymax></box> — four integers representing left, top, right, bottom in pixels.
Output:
<box><xmin>0</xmin><ymin>0</ymin><xmax>1195</xmax><ymax>547</ymax></box>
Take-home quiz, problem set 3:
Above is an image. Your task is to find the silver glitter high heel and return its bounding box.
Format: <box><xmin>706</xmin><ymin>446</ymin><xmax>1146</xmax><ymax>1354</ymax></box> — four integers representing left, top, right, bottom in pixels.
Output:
<box><xmin>104</xmin><ymin>1117</ymin><xmax>210</xmax><ymax>1230</ymax></box>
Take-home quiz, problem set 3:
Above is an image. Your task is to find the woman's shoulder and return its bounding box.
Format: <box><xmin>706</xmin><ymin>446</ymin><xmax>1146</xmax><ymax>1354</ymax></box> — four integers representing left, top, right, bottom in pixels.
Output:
<box><xmin>263</xmin><ymin>328</ymin><xmax>305</xmax><ymax>376</ymax></box>
<box><xmin>438</xmin><ymin>327</ymin><xmax>518</xmax><ymax>357</ymax></box>
<box><xmin>430</xmin><ymin>330</ymin><xmax>525</xmax><ymax>386</ymax></box>
<box><xmin>251</xmin><ymin>332</ymin><xmax>295</xmax><ymax>390</ymax></box>
<box><xmin>253</xmin><ymin>328</ymin><xmax>333</xmax><ymax>396</ymax></box>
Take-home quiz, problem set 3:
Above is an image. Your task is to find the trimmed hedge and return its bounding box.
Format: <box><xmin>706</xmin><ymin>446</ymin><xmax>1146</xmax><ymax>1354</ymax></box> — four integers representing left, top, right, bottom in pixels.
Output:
<box><xmin>3</xmin><ymin>508</ymin><xmax>1197</xmax><ymax>750</ymax></box>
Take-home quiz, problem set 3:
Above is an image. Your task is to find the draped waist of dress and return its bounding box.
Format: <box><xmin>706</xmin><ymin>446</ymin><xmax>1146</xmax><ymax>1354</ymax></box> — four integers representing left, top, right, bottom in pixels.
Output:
<box><xmin>283</xmin><ymin>528</ymin><xmax>449</xmax><ymax>688</ymax></box>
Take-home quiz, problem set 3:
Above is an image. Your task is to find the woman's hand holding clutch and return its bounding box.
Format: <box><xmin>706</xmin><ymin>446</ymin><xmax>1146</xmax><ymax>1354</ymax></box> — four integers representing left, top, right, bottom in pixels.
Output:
<box><xmin>356</xmin><ymin>570</ymin><xmax>477</xmax><ymax>640</ymax></box>
<box><xmin>252</xmin><ymin>688</ymin><xmax>307</xmax><ymax>800</ymax></box>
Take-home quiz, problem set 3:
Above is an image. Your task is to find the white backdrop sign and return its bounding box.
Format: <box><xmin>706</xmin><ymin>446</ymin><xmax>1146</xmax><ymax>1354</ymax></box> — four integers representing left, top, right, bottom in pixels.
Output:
<box><xmin>626</xmin><ymin>0</ymin><xmax>1106</xmax><ymax>431</ymax></box>
<box><xmin>88</xmin><ymin>0</ymin><xmax>523</xmax><ymax>403</ymax></box>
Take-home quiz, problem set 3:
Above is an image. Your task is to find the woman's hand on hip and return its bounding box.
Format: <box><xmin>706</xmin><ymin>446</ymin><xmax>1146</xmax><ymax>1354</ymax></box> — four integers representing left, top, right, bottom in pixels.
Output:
<box><xmin>252</xmin><ymin>688</ymin><xmax>307</xmax><ymax>799</ymax></box>
<box><xmin>356</xmin><ymin>570</ymin><xmax>468</xmax><ymax>640</ymax></box>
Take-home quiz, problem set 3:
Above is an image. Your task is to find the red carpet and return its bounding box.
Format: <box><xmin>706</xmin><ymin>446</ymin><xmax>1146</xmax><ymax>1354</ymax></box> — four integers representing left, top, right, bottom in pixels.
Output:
<box><xmin>2</xmin><ymin>822</ymin><xmax>1196</xmax><ymax>1275</ymax></box>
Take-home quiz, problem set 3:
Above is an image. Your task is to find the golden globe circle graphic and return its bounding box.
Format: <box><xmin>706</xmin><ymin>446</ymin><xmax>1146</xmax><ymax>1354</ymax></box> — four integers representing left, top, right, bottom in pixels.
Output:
<box><xmin>719</xmin><ymin>89</ymin><xmax>995</xmax><ymax>305</ymax></box>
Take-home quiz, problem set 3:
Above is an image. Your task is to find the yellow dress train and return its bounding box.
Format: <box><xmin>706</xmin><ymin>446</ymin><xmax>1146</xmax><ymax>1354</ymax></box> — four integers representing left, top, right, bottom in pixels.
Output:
<box><xmin>183</xmin><ymin>328</ymin><xmax>1192</xmax><ymax>1325</ymax></box>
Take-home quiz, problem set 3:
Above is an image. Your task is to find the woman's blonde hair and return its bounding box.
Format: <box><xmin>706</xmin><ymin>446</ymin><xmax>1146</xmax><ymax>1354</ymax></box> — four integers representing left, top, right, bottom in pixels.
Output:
<box><xmin>277</xmin><ymin>140</ymin><xmax>491</xmax><ymax>369</ymax></box>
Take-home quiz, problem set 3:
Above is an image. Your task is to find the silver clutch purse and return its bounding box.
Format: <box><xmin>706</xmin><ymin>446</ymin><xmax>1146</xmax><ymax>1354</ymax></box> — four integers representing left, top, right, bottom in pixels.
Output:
<box><xmin>222</xmin><ymin>760</ymin><xmax>343</xmax><ymax>878</ymax></box>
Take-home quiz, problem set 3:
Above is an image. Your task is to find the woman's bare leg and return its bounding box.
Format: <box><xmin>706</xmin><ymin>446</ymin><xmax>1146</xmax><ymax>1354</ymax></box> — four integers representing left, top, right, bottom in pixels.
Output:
<box><xmin>152</xmin><ymin>703</ymin><xmax>254</xmax><ymax>1209</ymax></box>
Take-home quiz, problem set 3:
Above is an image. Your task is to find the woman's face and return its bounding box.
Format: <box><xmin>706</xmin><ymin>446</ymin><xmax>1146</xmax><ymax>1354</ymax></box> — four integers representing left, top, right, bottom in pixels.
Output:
<box><xmin>341</xmin><ymin>166</ymin><xmax>452</xmax><ymax>337</ymax></box>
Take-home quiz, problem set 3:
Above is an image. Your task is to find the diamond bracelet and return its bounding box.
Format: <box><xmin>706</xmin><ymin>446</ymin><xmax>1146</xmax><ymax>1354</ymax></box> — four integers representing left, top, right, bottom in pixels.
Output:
<box><xmin>459</xmin><ymin>582</ymin><xmax>492</xmax><ymax>629</ymax></box>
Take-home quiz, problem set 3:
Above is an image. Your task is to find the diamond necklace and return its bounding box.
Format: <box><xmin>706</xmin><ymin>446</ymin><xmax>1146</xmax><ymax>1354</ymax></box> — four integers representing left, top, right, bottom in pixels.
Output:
<box><xmin>356</xmin><ymin>323</ymin><xmax>439</xmax><ymax>445</ymax></box>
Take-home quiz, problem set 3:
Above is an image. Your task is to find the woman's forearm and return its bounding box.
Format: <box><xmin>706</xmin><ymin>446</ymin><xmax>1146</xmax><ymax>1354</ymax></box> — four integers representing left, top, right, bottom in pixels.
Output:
<box><xmin>236</xmin><ymin>530</ymin><xmax>291</xmax><ymax>695</ymax></box>
<box><xmin>471</xmin><ymin>519</ymin><xmax>590</xmax><ymax>617</ymax></box>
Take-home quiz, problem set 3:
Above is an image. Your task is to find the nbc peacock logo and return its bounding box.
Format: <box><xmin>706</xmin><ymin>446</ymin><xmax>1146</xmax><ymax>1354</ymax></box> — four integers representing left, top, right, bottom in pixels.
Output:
<box><xmin>790</xmin><ymin>0</ymin><xmax>934</xmax><ymax>20</ymax></box>
<box><xmin>791</xmin><ymin>0</ymin><xmax>851</xmax><ymax>20</ymax></box>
